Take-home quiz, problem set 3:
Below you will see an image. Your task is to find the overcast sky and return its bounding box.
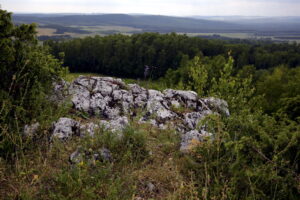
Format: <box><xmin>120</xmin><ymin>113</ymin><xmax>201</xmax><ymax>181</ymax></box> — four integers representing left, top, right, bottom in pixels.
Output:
<box><xmin>2</xmin><ymin>0</ymin><xmax>300</xmax><ymax>16</ymax></box>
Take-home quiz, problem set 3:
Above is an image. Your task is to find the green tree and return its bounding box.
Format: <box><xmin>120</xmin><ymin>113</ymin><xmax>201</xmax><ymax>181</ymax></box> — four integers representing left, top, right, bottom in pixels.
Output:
<box><xmin>0</xmin><ymin>9</ymin><xmax>67</xmax><ymax>159</ymax></box>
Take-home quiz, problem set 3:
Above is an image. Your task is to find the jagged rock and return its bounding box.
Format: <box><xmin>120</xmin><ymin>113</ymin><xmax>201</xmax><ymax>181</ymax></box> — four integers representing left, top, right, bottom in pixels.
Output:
<box><xmin>89</xmin><ymin>95</ymin><xmax>111</xmax><ymax>116</ymax></box>
<box><xmin>170</xmin><ymin>100</ymin><xmax>180</xmax><ymax>108</ymax></box>
<box><xmin>201</xmin><ymin>97</ymin><xmax>230</xmax><ymax>116</ymax></box>
<box><xmin>103</xmin><ymin>107</ymin><xmax>121</xmax><ymax>119</ymax></box>
<box><xmin>128</xmin><ymin>84</ymin><xmax>148</xmax><ymax>107</ymax></box>
<box><xmin>145</xmin><ymin>89</ymin><xmax>177</xmax><ymax>122</ymax></box>
<box><xmin>80</xmin><ymin>122</ymin><xmax>99</xmax><ymax>137</ymax></box>
<box><xmin>184</xmin><ymin>110</ymin><xmax>213</xmax><ymax>130</ymax></box>
<box><xmin>99</xmin><ymin>116</ymin><xmax>129</xmax><ymax>133</ymax></box>
<box><xmin>180</xmin><ymin>130</ymin><xmax>212</xmax><ymax>152</ymax></box>
<box><xmin>52</xmin><ymin>76</ymin><xmax>229</xmax><ymax>154</ymax></box>
<box><xmin>71</xmin><ymin>85</ymin><xmax>91</xmax><ymax>112</ymax></box>
<box><xmin>51</xmin><ymin>118</ymin><xmax>80</xmax><ymax>140</ymax></box>
<box><xmin>164</xmin><ymin>89</ymin><xmax>198</xmax><ymax>109</ymax></box>
<box><xmin>50</xmin><ymin>79</ymin><xmax>70</xmax><ymax>102</ymax></box>
<box><xmin>112</xmin><ymin>89</ymin><xmax>134</xmax><ymax>114</ymax></box>
<box><xmin>23</xmin><ymin>122</ymin><xmax>40</xmax><ymax>137</ymax></box>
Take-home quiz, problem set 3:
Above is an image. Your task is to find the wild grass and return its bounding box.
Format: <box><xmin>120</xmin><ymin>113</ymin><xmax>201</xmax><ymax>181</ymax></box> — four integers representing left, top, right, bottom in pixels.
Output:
<box><xmin>0</xmin><ymin>115</ymin><xmax>194</xmax><ymax>200</ymax></box>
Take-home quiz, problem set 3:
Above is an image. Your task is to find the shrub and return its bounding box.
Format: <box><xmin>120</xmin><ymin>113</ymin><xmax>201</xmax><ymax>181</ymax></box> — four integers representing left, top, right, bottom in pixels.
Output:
<box><xmin>0</xmin><ymin>9</ymin><xmax>67</xmax><ymax>159</ymax></box>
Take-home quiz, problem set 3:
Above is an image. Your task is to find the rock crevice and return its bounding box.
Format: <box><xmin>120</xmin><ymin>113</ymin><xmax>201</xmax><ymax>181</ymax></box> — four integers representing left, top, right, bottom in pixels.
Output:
<box><xmin>51</xmin><ymin>76</ymin><xmax>229</xmax><ymax>152</ymax></box>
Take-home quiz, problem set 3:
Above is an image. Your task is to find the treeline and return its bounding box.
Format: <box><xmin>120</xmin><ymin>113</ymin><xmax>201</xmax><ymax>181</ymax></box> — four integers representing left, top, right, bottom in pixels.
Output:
<box><xmin>46</xmin><ymin>33</ymin><xmax>300</xmax><ymax>79</ymax></box>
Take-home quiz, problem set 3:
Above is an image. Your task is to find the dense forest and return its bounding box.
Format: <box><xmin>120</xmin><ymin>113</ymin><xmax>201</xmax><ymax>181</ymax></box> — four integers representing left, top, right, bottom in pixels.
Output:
<box><xmin>46</xmin><ymin>33</ymin><xmax>300</xmax><ymax>117</ymax></box>
<box><xmin>46</xmin><ymin>33</ymin><xmax>300</xmax><ymax>78</ymax></box>
<box><xmin>1</xmin><ymin>9</ymin><xmax>299</xmax><ymax>200</ymax></box>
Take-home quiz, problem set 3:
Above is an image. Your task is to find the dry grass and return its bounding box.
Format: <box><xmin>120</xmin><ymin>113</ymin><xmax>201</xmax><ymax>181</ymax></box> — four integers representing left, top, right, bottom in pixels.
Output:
<box><xmin>0</xmin><ymin>119</ymin><xmax>196</xmax><ymax>200</ymax></box>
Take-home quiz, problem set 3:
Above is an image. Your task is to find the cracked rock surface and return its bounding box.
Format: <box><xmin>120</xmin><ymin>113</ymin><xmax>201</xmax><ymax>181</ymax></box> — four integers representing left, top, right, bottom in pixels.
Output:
<box><xmin>51</xmin><ymin>76</ymin><xmax>229</xmax><ymax>152</ymax></box>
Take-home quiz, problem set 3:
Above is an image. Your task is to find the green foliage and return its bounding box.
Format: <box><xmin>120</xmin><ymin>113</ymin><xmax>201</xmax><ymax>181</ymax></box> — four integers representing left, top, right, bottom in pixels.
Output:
<box><xmin>46</xmin><ymin>33</ymin><xmax>300</xmax><ymax>79</ymax></box>
<box><xmin>182</xmin><ymin>112</ymin><xmax>300</xmax><ymax>200</ymax></box>
<box><xmin>256</xmin><ymin>66</ymin><xmax>300</xmax><ymax>116</ymax></box>
<box><xmin>164</xmin><ymin>54</ymin><xmax>299</xmax><ymax>199</ymax></box>
<box><xmin>0</xmin><ymin>9</ymin><xmax>67</xmax><ymax>159</ymax></box>
<box><xmin>165</xmin><ymin>56</ymin><xmax>207</xmax><ymax>96</ymax></box>
<box><xmin>32</xmin><ymin>125</ymin><xmax>149</xmax><ymax>200</ymax></box>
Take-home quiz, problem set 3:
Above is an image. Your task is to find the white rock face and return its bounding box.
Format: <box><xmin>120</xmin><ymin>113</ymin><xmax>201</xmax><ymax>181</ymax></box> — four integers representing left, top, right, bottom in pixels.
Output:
<box><xmin>52</xmin><ymin>76</ymin><xmax>229</xmax><ymax>152</ymax></box>
<box><xmin>51</xmin><ymin>118</ymin><xmax>80</xmax><ymax>140</ymax></box>
<box><xmin>99</xmin><ymin>116</ymin><xmax>129</xmax><ymax>133</ymax></box>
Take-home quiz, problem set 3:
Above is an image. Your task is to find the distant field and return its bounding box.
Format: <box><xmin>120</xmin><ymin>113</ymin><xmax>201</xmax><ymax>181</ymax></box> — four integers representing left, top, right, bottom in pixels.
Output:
<box><xmin>36</xmin><ymin>26</ymin><xmax>300</xmax><ymax>43</ymax></box>
<box><xmin>180</xmin><ymin>32</ymin><xmax>300</xmax><ymax>43</ymax></box>
<box><xmin>36</xmin><ymin>25</ymin><xmax>142</xmax><ymax>38</ymax></box>
<box><xmin>36</xmin><ymin>28</ymin><xmax>58</xmax><ymax>36</ymax></box>
<box><xmin>74</xmin><ymin>25</ymin><xmax>143</xmax><ymax>34</ymax></box>
<box><xmin>181</xmin><ymin>32</ymin><xmax>253</xmax><ymax>39</ymax></box>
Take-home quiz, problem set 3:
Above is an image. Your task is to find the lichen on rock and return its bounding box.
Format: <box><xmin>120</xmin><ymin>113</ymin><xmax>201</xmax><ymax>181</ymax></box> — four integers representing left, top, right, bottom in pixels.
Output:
<box><xmin>51</xmin><ymin>76</ymin><xmax>229</xmax><ymax>153</ymax></box>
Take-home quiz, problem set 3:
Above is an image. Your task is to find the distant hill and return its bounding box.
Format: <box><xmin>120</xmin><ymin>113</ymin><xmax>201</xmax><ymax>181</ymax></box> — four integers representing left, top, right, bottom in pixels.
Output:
<box><xmin>13</xmin><ymin>14</ymin><xmax>248</xmax><ymax>33</ymax></box>
<box><xmin>12</xmin><ymin>14</ymin><xmax>300</xmax><ymax>42</ymax></box>
<box><xmin>191</xmin><ymin>16</ymin><xmax>300</xmax><ymax>32</ymax></box>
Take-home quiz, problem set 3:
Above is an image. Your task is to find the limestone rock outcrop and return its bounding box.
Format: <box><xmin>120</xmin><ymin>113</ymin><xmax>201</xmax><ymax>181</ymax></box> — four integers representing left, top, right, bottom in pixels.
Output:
<box><xmin>52</xmin><ymin>76</ymin><xmax>229</xmax><ymax>152</ymax></box>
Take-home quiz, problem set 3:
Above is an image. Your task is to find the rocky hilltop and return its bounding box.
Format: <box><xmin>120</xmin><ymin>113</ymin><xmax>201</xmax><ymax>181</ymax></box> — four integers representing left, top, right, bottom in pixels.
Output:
<box><xmin>26</xmin><ymin>76</ymin><xmax>229</xmax><ymax>163</ymax></box>
<box><xmin>57</xmin><ymin>76</ymin><xmax>228</xmax><ymax>146</ymax></box>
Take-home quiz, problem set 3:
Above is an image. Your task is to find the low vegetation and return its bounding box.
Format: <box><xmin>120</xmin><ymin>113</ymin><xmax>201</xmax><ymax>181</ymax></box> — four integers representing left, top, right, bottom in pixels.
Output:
<box><xmin>1</xmin><ymin>9</ymin><xmax>299</xmax><ymax>199</ymax></box>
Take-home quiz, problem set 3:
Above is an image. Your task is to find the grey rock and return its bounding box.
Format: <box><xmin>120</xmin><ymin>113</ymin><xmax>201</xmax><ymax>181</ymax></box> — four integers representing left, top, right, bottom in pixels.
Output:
<box><xmin>180</xmin><ymin>130</ymin><xmax>212</xmax><ymax>152</ymax></box>
<box><xmin>51</xmin><ymin>76</ymin><xmax>230</xmax><ymax>154</ymax></box>
<box><xmin>89</xmin><ymin>95</ymin><xmax>111</xmax><ymax>115</ymax></box>
<box><xmin>103</xmin><ymin>107</ymin><xmax>121</xmax><ymax>119</ymax></box>
<box><xmin>99</xmin><ymin>148</ymin><xmax>112</xmax><ymax>162</ymax></box>
<box><xmin>170</xmin><ymin>100</ymin><xmax>181</xmax><ymax>108</ymax></box>
<box><xmin>146</xmin><ymin>90</ymin><xmax>176</xmax><ymax>121</ymax></box>
<box><xmin>51</xmin><ymin>118</ymin><xmax>80</xmax><ymax>140</ymax></box>
<box><xmin>201</xmin><ymin>97</ymin><xmax>230</xmax><ymax>116</ymax></box>
<box><xmin>184</xmin><ymin>110</ymin><xmax>213</xmax><ymax>129</ymax></box>
<box><xmin>71</xmin><ymin>85</ymin><xmax>91</xmax><ymax>112</ymax></box>
<box><xmin>164</xmin><ymin>89</ymin><xmax>198</xmax><ymax>109</ymax></box>
<box><xmin>69</xmin><ymin>147</ymin><xmax>84</xmax><ymax>164</ymax></box>
<box><xmin>50</xmin><ymin>79</ymin><xmax>70</xmax><ymax>102</ymax></box>
<box><xmin>23</xmin><ymin>122</ymin><xmax>40</xmax><ymax>137</ymax></box>
<box><xmin>73</xmin><ymin>76</ymin><xmax>96</xmax><ymax>91</ymax></box>
<box><xmin>146</xmin><ymin>182</ymin><xmax>155</xmax><ymax>192</ymax></box>
<box><xmin>99</xmin><ymin>116</ymin><xmax>129</xmax><ymax>133</ymax></box>
<box><xmin>128</xmin><ymin>84</ymin><xmax>148</xmax><ymax>107</ymax></box>
<box><xmin>80</xmin><ymin>122</ymin><xmax>99</xmax><ymax>137</ymax></box>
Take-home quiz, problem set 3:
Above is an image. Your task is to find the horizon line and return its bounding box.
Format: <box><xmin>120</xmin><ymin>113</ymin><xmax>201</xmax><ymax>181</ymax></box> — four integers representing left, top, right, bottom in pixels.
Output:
<box><xmin>11</xmin><ymin>12</ymin><xmax>300</xmax><ymax>18</ymax></box>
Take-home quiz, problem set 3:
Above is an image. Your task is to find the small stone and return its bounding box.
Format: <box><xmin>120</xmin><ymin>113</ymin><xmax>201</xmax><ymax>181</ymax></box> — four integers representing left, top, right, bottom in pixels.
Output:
<box><xmin>146</xmin><ymin>182</ymin><xmax>155</xmax><ymax>192</ymax></box>
<box><xmin>69</xmin><ymin>147</ymin><xmax>83</xmax><ymax>164</ymax></box>
<box><xmin>99</xmin><ymin>148</ymin><xmax>112</xmax><ymax>162</ymax></box>
<box><xmin>23</xmin><ymin>122</ymin><xmax>40</xmax><ymax>137</ymax></box>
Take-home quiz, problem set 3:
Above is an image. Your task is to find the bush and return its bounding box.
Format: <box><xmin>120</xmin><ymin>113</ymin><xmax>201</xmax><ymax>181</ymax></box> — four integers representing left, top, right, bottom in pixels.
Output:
<box><xmin>0</xmin><ymin>9</ymin><xmax>67</xmax><ymax>159</ymax></box>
